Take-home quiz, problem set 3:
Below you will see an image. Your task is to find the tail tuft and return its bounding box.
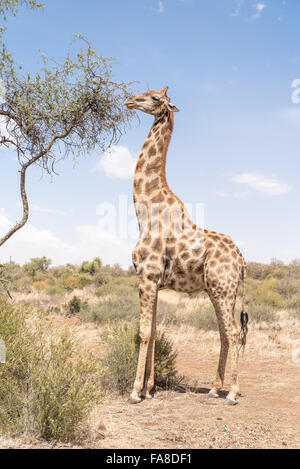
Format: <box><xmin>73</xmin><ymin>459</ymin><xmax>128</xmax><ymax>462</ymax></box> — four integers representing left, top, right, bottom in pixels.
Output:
<box><xmin>240</xmin><ymin>263</ymin><xmax>248</xmax><ymax>352</ymax></box>
<box><xmin>240</xmin><ymin>311</ymin><xmax>249</xmax><ymax>350</ymax></box>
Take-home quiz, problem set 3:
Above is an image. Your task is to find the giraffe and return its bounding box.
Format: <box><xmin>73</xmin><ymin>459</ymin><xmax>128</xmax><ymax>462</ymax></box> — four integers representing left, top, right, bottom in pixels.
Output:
<box><xmin>125</xmin><ymin>86</ymin><xmax>248</xmax><ymax>406</ymax></box>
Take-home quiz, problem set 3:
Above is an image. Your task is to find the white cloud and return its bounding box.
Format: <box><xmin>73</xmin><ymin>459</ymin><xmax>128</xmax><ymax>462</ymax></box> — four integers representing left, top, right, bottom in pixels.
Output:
<box><xmin>0</xmin><ymin>208</ymin><xmax>133</xmax><ymax>267</ymax></box>
<box><xmin>30</xmin><ymin>204</ymin><xmax>73</xmax><ymax>217</ymax></box>
<box><xmin>0</xmin><ymin>208</ymin><xmax>72</xmax><ymax>263</ymax></box>
<box><xmin>232</xmin><ymin>172</ymin><xmax>292</xmax><ymax>196</ymax></box>
<box><xmin>94</xmin><ymin>145</ymin><xmax>136</xmax><ymax>179</ymax></box>
<box><xmin>233</xmin><ymin>190</ymin><xmax>250</xmax><ymax>199</ymax></box>
<box><xmin>151</xmin><ymin>1</ymin><xmax>164</xmax><ymax>13</ymax></box>
<box><xmin>158</xmin><ymin>1</ymin><xmax>164</xmax><ymax>13</ymax></box>
<box><xmin>216</xmin><ymin>190</ymin><xmax>227</xmax><ymax>198</ymax></box>
<box><xmin>231</xmin><ymin>0</ymin><xmax>244</xmax><ymax>17</ymax></box>
<box><xmin>253</xmin><ymin>2</ymin><xmax>266</xmax><ymax>19</ymax></box>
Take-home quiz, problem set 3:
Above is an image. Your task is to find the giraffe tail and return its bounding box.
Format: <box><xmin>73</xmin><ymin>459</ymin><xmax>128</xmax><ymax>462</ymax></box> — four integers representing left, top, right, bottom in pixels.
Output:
<box><xmin>239</xmin><ymin>263</ymin><xmax>249</xmax><ymax>351</ymax></box>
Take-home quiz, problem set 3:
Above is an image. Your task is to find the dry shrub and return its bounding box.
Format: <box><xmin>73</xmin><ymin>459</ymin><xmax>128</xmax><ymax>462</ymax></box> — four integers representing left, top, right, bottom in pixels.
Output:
<box><xmin>101</xmin><ymin>322</ymin><xmax>138</xmax><ymax>396</ymax></box>
<box><xmin>247</xmin><ymin>301</ymin><xmax>278</xmax><ymax>323</ymax></box>
<box><xmin>31</xmin><ymin>280</ymin><xmax>49</xmax><ymax>291</ymax></box>
<box><xmin>101</xmin><ymin>321</ymin><xmax>182</xmax><ymax>395</ymax></box>
<box><xmin>0</xmin><ymin>299</ymin><xmax>102</xmax><ymax>441</ymax></box>
<box><xmin>95</xmin><ymin>280</ymin><xmax>116</xmax><ymax>297</ymax></box>
<box><xmin>157</xmin><ymin>300</ymin><xmax>183</xmax><ymax>325</ymax></box>
<box><xmin>185</xmin><ymin>304</ymin><xmax>218</xmax><ymax>330</ymax></box>
<box><xmin>83</xmin><ymin>284</ymin><xmax>140</xmax><ymax>323</ymax></box>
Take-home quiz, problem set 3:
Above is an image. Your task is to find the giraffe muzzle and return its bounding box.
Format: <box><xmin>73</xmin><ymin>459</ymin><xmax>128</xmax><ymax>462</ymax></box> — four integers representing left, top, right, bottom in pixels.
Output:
<box><xmin>125</xmin><ymin>98</ymin><xmax>134</xmax><ymax>109</ymax></box>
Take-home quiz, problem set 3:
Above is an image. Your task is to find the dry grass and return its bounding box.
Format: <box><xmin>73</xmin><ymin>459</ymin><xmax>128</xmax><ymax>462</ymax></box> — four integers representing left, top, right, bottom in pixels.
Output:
<box><xmin>1</xmin><ymin>287</ymin><xmax>299</xmax><ymax>449</ymax></box>
<box><xmin>1</xmin><ymin>313</ymin><xmax>298</xmax><ymax>449</ymax></box>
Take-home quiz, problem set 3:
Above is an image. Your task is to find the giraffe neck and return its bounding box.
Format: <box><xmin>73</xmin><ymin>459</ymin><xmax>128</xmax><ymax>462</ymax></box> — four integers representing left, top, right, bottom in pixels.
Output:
<box><xmin>133</xmin><ymin>111</ymin><xmax>180</xmax><ymax>205</ymax></box>
<box><xmin>134</xmin><ymin>111</ymin><xmax>195</xmax><ymax>240</ymax></box>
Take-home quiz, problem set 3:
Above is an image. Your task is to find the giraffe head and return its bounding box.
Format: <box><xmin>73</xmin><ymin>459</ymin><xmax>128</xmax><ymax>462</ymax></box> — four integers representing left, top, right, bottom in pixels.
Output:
<box><xmin>125</xmin><ymin>87</ymin><xmax>179</xmax><ymax>116</ymax></box>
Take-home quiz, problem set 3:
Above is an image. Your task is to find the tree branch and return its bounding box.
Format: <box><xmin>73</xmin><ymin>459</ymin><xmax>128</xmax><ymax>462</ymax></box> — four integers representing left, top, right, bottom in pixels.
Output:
<box><xmin>0</xmin><ymin>164</ymin><xmax>28</xmax><ymax>247</ymax></box>
<box><xmin>0</xmin><ymin>122</ymin><xmax>76</xmax><ymax>247</ymax></box>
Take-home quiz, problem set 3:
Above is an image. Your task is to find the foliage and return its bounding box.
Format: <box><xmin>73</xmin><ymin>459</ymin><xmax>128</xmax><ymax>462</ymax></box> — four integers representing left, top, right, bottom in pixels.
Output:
<box><xmin>32</xmin><ymin>280</ymin><xmax>48</xmax><ymax>291</ymax></box>
<box><xmin>94</xmin><ymin>275</ymin><xmax>116</xmax><ymax>296</ymax></box>
<box><xmin>0</xmin><ymin>0</ymin><xmax>43</xmax><ymax>25</ymax></box>
<box><xmin>0</xmin><ymin>299</ymin><xmax>102</xmax><ymax>440</ymax></box>
<box><xmin>101</xmin><ymin>322</ymin><xmax>139</xmax><ymax>396</ymax></box>
<box><xmin>66</xmin><ymin>296</ymin><xmax>82</xmax><ymax>315</ymax></box>
<box><xmin>0</xmin><ymin>0</ymin><xmax>134</xmax><ymax>248</ymax></box>
<box><xmin>154</xmin><ymin>331</ymin><xmax>182</xmax><ymax>389</ymax></box>
<box><xmin>2</xmin><ymin>256</ymin><xmax>300</xmax><ymax>325</ymax></box>
<box><xmin>247</xmin><ymin>302</ymin><xmax>278</xmax><ymax>323</ymax></box>
<box><xmin>185</xmin><ymin>304</ymin><xmax>218</xmax><ymax>330</ymax></box>
<box><xmin>248</xmin><ymin>277</ymin><xmax>283</xmax><ymax>308</ymax></box>
<box><xmin>24</xmin><ymin>256</ymin><xmax>51</xmax><ymax>278</ymax></box>
<box><xmin>64</xmin><ymin>276</ymin><xmax>84</xmax><ymax>291</ymax></box>
<box><xmin>80</xmin><ymin>257</ymin><xmax>102</xmax><ymax>275</ymax></box>
<box><xmin>101</xmin><ymin>321</ymin><xmax>182</xmax><ymax>396</ymax></box>
<box><xmin>0</xmin><ymin>35</ymin><xmax>133</xmax><ymax>173</ymax></box>
<box><xmin>82</xmin><ymin>285</ymin><xmax>140</xmax><ymax>323</ymax></box>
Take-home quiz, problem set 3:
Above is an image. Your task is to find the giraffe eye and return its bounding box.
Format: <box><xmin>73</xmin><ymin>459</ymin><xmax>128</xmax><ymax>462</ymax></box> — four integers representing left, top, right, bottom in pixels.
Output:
<box><xmin>152</xmin><ymin>96</ymin><xmax>160</xmax><ymax>101</ymax></box>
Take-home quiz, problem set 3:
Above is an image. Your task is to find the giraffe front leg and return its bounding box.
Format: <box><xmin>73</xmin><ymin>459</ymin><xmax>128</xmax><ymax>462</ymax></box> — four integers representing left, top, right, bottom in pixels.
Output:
<box><xmin>129</xmin><ymin>280</ymin><xmax>158</xmax><ymax>404</ymax></box>
<box><xmin>142</xmin><ymin>293</ymin><xmax>157</xmax><ymax>399</ymax></box>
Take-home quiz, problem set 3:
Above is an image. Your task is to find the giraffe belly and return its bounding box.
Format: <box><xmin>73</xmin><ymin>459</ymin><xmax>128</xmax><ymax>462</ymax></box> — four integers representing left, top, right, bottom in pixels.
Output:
<box><xmin>165</xmin><ymin>269</ymin><xmax>205</xmax><ymax>294</ymax></box>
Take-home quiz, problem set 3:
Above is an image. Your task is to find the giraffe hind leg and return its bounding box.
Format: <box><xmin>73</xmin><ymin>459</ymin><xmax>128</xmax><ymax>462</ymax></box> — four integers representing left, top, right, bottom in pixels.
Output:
<box><xmin>207</xmin><ymin>291</ymin><xmax>240</xmax><ymax>405</ymax></box>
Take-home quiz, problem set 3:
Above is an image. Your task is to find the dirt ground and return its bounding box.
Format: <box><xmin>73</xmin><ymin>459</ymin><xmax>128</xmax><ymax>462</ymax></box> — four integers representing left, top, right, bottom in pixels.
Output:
<box><xmin>97</xmin><ymin>322</ymin><xmax>300</xmax><ymax>449</ymax></box>
<box><xmin>0</xmin><ymin>309</ymin><xmax>299</xmax><ymax>450</ymax></box>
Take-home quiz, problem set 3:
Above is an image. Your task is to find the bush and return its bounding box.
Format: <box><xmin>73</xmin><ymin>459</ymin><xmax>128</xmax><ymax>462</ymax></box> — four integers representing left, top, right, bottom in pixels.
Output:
<box><xmin>0</xmin><ymin>299</ymin><xmax>102</xmax><ymax>441</ymax></box>
<box><xmin>66</xmin><ymin>296</ymin><xmax>82</xmax><ymax>315</ymax></box>
<box><xmin>24</xmin><ymin>257</ymin><xmax>52</xmax><ymax>278</ymax></box>
<box><xmin>83</xmin><ymin>284</ymin><xmax>140</xmax><ymax>323</ymax></box>
<box><xmin>101</xmin><ymin>322</ymin><xmax>182</xmax><ymax>395</ymax></box>
<box><xmin>185</xmin><ymin>304</ymin><xmax>218</xmax><ymax>331</ymax></box>
<box><xmin>46</xmin><ymin>284</ymin><xmax>66</xmax><ymax>296</ymax></box>
<box><xmin>64</xmin><ymin>276</ymin><xmax>84</xmax><ymax>291</ymax></box>
<box><xmin>157</xmin><ymin>300</ymin><xmax>183</xmax><ymax>326</ymax></box>
<box><xmin>154</xmin><ymin>331</ymin><xmax>181</xmax><ymax>389</ymax></box>
<box><xmin>95</xmin><ymin>276</ymin><xmax>116</xmax><ymax>297</ymax></box>
<box><xmin>30</xmin><ymin>333</ymin><xmax>101</xmax><ymax>441</ymax></box>
<box><xmin>247</xmin><ymin>302</ymin><xmax>278</xmax><ymax>323</ymax></box>
<box><xmin>284</xmin><ymin>293</ymin><xmax>300</xmax><ymax>310</ymax></box>
<box><xmin>101</xmin><ymin>322</ymin><xmax>138</xmax><ymax>396</ymax></box>
<box><xmin>32</xmin><ymin>280</ymin><xmax>49</xmax><ymax>291</ymax></box>
<box><xmin>80</xmin><ymin>257</ymin><xmax>102</xmax><ymax>276</ymax></box>
<box><xmin>255</xmin><ymin>278</ymin><xmax>283</xmax><ymax>308</ymax></box>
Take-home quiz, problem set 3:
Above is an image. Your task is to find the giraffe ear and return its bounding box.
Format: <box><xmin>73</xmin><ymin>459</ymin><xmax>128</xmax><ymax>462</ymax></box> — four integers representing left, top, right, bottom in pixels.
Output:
<box><xmin>166</xmin><ymin>101</ymin><xmax>180</xmax><ymax>112</ymax></box>
<box><xmin>160</xmin><ymin>86</ymin><xmax>169</xmax><ymax>96</ymax></box>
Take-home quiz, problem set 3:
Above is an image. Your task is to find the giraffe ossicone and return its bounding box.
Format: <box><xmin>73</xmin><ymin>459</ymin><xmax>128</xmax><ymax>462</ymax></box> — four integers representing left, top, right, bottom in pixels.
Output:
<box><xmin>125</xmin><ymin>86</ymin><xmax>248</xmax><ymax>405</ymax></box>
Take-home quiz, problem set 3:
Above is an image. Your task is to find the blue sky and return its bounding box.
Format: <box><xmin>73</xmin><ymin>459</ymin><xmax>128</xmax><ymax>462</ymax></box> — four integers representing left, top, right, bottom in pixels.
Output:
<box><xmin>1</xmin><ymin>0</ymin><xmax>300</xmax><ymax>266</ymax></box>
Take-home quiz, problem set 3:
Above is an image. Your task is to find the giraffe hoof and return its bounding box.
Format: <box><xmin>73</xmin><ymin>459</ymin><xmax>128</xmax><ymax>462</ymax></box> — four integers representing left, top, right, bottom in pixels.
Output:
<box><xmin>128</xmin><ymin>397</ymin><xmax>142</xmax><ymax>404</ymax></box>
<box><xmin>144</xmin><ymin>393</ymin><xmax>153</xmax><ymax>399</ymax></box>
<box><xmin>208</xmin><ymin>392</ymin><xmax>219</xmax><ymax>399</ymax></box>
<box><xmin>224</xmin><ymin>398</ymin><xmax>237</xmax><ymax>406</ymax></box>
